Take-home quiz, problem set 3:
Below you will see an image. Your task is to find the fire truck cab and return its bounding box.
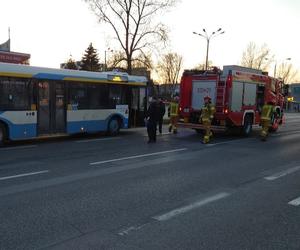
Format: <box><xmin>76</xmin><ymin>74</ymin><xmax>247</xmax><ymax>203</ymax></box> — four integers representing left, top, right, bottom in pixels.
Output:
<box><xmin>179</xmin><ymin>65</ymin><xmax>284</xmax><ymax>135</ymax></box>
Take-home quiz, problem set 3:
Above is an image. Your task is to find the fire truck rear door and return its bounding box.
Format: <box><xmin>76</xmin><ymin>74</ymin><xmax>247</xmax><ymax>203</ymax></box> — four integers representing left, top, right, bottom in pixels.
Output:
<box><xmin>191</xmin><ymin>80</ymin><xmax>217</xmax><ymax>110</ymax></box>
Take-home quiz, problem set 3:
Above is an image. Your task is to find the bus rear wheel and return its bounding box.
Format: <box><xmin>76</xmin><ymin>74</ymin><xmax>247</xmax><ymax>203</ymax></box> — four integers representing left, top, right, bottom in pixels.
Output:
<box><xmin>107</xmin><ymin>117</ymin><xmax>121</xmax><ymax>136</ymax></box>
<box><xmin>0</xmin><ymin>124</ymin><xmax>7</xmax><ymax>146</ymax></box>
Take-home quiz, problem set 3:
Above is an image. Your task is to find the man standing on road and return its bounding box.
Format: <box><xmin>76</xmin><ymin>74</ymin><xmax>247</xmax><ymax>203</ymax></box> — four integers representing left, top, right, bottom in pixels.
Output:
<box><xmin>200</xmin><ymin>96</ymin><xmax>215</xmax><ymax>144</ymax></box>
<box><xmin>145</xmin><ymin>96</ymin><xmax>159</xmax><ymax>143</ymax></box>
<box><xmin>158</xmin><ymin>98</ymin><xmax>166</xmax><ymax>134</ymax></box>
<box><xmin>260</xmin><ymin>101</ymin><xmax>275</xmax><ymax>141</ymax></box>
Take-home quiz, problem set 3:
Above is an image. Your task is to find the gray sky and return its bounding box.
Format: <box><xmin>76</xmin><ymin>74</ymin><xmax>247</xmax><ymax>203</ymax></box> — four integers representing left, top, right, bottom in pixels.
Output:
<box><xmin>0</xmin><ymin>0</ymin><xmax>299</xmax><ymax>80</ymax></box>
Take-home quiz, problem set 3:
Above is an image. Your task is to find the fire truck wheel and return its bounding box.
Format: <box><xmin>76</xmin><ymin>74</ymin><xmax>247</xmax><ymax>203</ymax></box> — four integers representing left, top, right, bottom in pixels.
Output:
<box><xmin>269</xmin><ymin>114</ymin><xmax>279</xmax><ymax>132</ymax></box>
<box><xmin>241</xmin><ymin>115</ymin><xmax>253</xmax><ymax>136</ymax></box>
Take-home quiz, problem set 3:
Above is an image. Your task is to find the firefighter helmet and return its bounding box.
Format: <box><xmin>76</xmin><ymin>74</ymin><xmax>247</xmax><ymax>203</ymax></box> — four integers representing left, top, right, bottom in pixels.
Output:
<box><xmin>204</xmin><ymin>96</ymin><xmax>211</xmax><ymax>101</ymax></box>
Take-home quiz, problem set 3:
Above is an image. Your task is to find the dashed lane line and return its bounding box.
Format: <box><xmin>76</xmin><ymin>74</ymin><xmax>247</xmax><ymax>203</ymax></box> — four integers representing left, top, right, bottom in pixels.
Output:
<box><xmin>0</xmin><ymin>145</ymin><xmax>37</xmax><ymax>151</ymax></box>
<box><xmin>288</xmin><ymin>197</ymin><xmax>300</xmax><ymax>206</ymax></box>
<box><xmin>0</xmin><ymin>170</ymin><xmax>49</xmax><ymax>181</ymax></box>
<box><xmin>76</xmin><ymin>137</ymin><xmax>121</xmax><ymax>143</ymax></box>
<box><xmin>152</xmin><ymin>192</ymin><xmax>231</xmax><ymax>222</ymax></box>
<box><xmin>90</xmin><ymin>148</ymin><xmax>188</xmax><ymax>166</ymax></box>
<box><xmin>143</xmin><ymin>132</ymin><xmax>172</xmax><ymax>137</ymax></box>
<box><xmin>118</xmin><ymin>222</ymin><xmax>152</xmax><ymax>236</ymax></box>
<box><xmin>264</xmin><ymin>165</ymin><xmax>300</xmax><ymax>181</ymax></box>
<box><xmin>206</xmin><ymin>137</ymin><xmax>256</xmax><ymax>147</ymax></box>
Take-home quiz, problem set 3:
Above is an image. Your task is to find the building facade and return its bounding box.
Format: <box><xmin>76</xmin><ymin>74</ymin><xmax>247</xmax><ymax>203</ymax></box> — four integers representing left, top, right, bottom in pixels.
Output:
<box><xmin>0</xmin><ymin>38</ymin><xmax>30</xmax><ymax>64</ymax></box>
<box><xmin>288</xmin><ymin>83</ymin><xmax>300</xmax><ymax>111</ymax></box>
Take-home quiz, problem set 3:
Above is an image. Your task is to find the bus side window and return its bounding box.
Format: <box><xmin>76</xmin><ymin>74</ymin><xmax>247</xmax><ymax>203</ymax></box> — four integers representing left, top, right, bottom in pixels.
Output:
<box><xmin>68</xmin><ymin>83</ymin><xmax>88</xmax><ymax>110</ymax></box>
<box><xmin>88</xmin><ymin>84</ymin><xmax>109</xmax><ymax>109</ymax></box>
<box><xmin>108</xmin><ymin>85</ymin><xmax>126</xmax><ymax>108</ymax></box>
<box><xmin>0</xmin><ymin>77</ymin><xmax>30</xmax><ymax>110</ymax></box>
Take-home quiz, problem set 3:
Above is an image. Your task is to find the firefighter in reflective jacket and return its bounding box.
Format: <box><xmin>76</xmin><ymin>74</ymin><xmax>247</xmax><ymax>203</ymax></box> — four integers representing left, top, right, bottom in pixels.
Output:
<box><xmin>168</xmin><ymin>96</ymin><xmax>179</xmax><ymax>134</ymax></box>
<box><xmin>260</xmin><ymin>102</ymin><xmax>275</xmax><ymax>141</ymax></box>
<box><xmin>200</xmin><ymin>96</ymin><xmax>216</xmax><ymax>144</ymax></box>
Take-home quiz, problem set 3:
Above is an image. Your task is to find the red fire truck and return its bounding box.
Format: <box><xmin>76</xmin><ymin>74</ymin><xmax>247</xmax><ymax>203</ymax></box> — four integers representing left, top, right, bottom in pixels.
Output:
<box><xmin>179</xmin><ymin>65</ymin><xmax>285</xmax><ymax>135</ymax></box>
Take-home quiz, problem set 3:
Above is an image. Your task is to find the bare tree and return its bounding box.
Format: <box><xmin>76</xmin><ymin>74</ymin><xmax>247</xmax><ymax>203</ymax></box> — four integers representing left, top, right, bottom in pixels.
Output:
<box><xmin>157</xmin><ymin>52</ymin><xmax>183</xmax><ymax>94</ymax></box>
<box><xmin>276</xmin><ymin>62</ymin><xmax>298</xmax><ymax>84</ymax></box>
<box><xmin>241</xmin><ymin>42</ymin><xmax>273</xmax><ymax>71</ymax></box>
<box><xmin>107</xmin><ymin>50</ymin><xmax>127</xmax><ymax>70</ymax></box>
<box><xmin>193</xmin><ymin>60</ymin><xmax>213</xmax><ymax>71</ymax></box>
<box><xmin>106</xmin><ymin>50</ymin><xmax>153</xmax><ymax>72</ymax></box>
<box><xmin>85</xmin><ymin>0</ymin><xmax>178</xmax><ymax>74</ymax></box>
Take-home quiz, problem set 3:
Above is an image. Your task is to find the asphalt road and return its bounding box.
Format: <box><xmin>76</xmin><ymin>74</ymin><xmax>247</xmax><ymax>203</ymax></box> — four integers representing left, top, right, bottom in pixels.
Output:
<box><xmin>0</xmin><ymin>113</ymin><xmax>300</xmax><ymax>250</ymax></box>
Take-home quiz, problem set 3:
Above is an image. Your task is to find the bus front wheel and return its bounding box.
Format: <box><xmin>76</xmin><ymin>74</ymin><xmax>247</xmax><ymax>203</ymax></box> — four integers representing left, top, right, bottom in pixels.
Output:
<box><xmin>108</xmin><ymin>117</ymin><xmax>121</xmax><ymax>136</ymax></box>
<box><xmin>0</xmin><ymin>124</ymin><xmax>7</xmax><ymax>146</ymax></box>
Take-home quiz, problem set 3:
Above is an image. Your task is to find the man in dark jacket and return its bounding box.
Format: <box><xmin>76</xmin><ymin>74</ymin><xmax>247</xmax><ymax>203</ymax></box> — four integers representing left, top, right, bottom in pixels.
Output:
<box><xmin>146</xmin><ymin>96</ymin><xmax>159</xmax><ymax>143</ymax></box>
<box><xmin>158</xmin><ymin>98</ymin><xmax>166</xmax><ymax>134</ymax></box>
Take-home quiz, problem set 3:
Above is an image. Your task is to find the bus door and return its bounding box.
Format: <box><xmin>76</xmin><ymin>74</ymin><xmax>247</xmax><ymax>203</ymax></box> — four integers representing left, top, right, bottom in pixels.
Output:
<box><xmin>54</xmin><ymin>82</ymin><xmax>66</xmax><ymax>133</ymax></box>
<box><xmin>38</xmin><ymin>81</ymin><xmax>66</xmax><ymax>135</ymax></box>
<box><xmin>128</xmin><ymin>87</ymin><xmax>147</xmax><ymax>127</ymax></box>
<box><xmin>130</xmin><ymin>87</ymin><xmax>139</xmax><ymax>127</ymax></box>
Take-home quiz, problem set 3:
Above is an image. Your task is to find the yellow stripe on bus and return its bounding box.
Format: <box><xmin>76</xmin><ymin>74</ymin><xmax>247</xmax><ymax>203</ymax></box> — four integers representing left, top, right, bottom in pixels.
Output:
<box><xmin>0</xmin><ymin>72</ymin><xmax>33</xmax><ymax>78</ymax></box>
<box><xmin>64</xmin><ymin>77</ymin><xmax>146</xmax><ymax>86</ymax></box>
<box><xmin>64</xmin><ymin>77</ymin><xmax>108</xmax><ymax>83</ymax></box>
<box><xmin>0</xmin><ymin>73</ymin><xmax>146</xmax><ymax>86</ymax></box>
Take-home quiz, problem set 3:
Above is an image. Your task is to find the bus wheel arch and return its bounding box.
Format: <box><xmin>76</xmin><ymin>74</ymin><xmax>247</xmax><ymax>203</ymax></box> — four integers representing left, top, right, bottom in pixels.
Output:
<box><xmin>0</xmin><ymin>121</ymin><xmax>9</xmax><ymax>146</ymax></box>
<box><xmin>107</xmin><ymin>115</ymin><xmax>122</xmax><ymax>136</ymax></box>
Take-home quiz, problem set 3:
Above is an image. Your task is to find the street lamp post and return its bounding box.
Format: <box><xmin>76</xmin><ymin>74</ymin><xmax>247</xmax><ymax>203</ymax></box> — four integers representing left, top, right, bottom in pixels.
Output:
<box><xmin>193</xmin><ymin>28</ymin><xmax>225</xmax><ymax>70</ymax></box>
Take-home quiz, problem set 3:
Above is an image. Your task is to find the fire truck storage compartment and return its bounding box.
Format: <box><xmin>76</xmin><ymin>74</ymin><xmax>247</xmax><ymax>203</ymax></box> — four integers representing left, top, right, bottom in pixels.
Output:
<box><xmin>243</xmin><ymin>83</ymin><xmax>257</xmax><ymax>106</ymax></box>
<box><xmin>191</xmin><ymin>80</ymin><xmax>217</xmax><ymax>110</ymax></box>
<box><xmin>256</xmin><ymin>85</ymin><xmax>265</xmax><ymax>111</ymax></box>
<box><xmin>231</xmin><ymin>81</ymin><xmax>257</xmax><ymax>112</ymax></box>
<box><xmin>231</xmin><ymin>82</ymin><xmax>243</xmax><ymax>112</ymax></box>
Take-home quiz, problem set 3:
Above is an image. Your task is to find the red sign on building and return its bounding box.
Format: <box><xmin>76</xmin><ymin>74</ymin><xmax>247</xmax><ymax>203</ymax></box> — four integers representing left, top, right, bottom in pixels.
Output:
<box><xmin>0</xmin><ymin>51</ymin><xmax>30</xmax><ymax>64</ymax></box>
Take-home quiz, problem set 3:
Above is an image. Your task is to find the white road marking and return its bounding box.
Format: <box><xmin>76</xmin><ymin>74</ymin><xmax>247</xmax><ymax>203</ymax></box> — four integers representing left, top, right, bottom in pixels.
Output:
<box><xmin>90</xmin><ymin>148</ymin><xmax>188</xmax><ymax>166</ymax></box>
<box><xmin>264</xmin><ymin>165</ymin><xmax>300</xmax><ymax>181</ymax></box>
<box><xmin>153</xmin><ymin>192</ymin><xmax>231</xmax><ymax>222</ymax></box>
<box><xmin>0</xmin><ymin>170</ymin><xmax>49</xmax><ymax>181</ymax></box>
<box><xmin>288</xmin><ymin>197</ymin><xmax>300</xmax><ymax>206</ymax></box>
<box><xmin>272</xmin><ymin>131</ymin><xmax>300</xmax><ymax>137</ymax></box>
<box><xmin>159</xmin><ymin>132</ymin><xmax>172</xmax><ymax>136</ymax></box>
<box><xmin>207</xmin><ymin>138</ymin><xmax>255</xmax><ymax>147</ymax></box>
<box><xmin>118</xmin><ymin>223</ymin><xmax>150</xmax><ymax>236</ymax></box>
<box><xmin>76</xmin><ymin>137</ymin><xmax>120</xmax><ymax>143</ymax></box>
<box><xmin>143</xmin><ymin>132</ymin><xmax>171</xmax><ymax>137</ymax></box>
<box><xmin>0</xmin><ymin>145</ymin><xmax>37</xmax><ymax>151</ymax></box>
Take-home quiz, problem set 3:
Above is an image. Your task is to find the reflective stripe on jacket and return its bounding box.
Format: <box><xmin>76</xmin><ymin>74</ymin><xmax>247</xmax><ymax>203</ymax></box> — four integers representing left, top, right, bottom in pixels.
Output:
<box><xmin>170</xmin><ymin>102</ymin><xmax>179</xmax><ymax>116</ymax></box>
<box><xmin>201</xmin><ymin>104</ymin><xmax>216</xmax><ymax>122</ymax></box>
<box><xmin>261</xmin><ymin>104</ymin><xmax>274</xmax><ymax>121</ymax></box>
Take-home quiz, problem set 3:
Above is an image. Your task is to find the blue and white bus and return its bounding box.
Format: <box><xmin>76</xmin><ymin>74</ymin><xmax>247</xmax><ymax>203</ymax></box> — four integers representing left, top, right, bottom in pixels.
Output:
<box><xmin>0</xmin><ymin>62</ymin><xmax>148</xmax><ymax>145</ymax></box>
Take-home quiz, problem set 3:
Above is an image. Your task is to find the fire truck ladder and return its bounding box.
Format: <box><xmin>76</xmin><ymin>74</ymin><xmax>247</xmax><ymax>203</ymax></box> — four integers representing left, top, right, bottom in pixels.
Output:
<box><xmin>216</xmin><ymin>84</ymin><xmax>226</xmax><ymax>113</ymax></box>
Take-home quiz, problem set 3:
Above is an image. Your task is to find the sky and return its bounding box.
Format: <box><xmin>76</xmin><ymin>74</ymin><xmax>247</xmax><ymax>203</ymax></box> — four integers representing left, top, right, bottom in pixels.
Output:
<box><xmin>0</xmin><ymin>0</ymin><xmax>299</xmax><ymax>81</ymax></box>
